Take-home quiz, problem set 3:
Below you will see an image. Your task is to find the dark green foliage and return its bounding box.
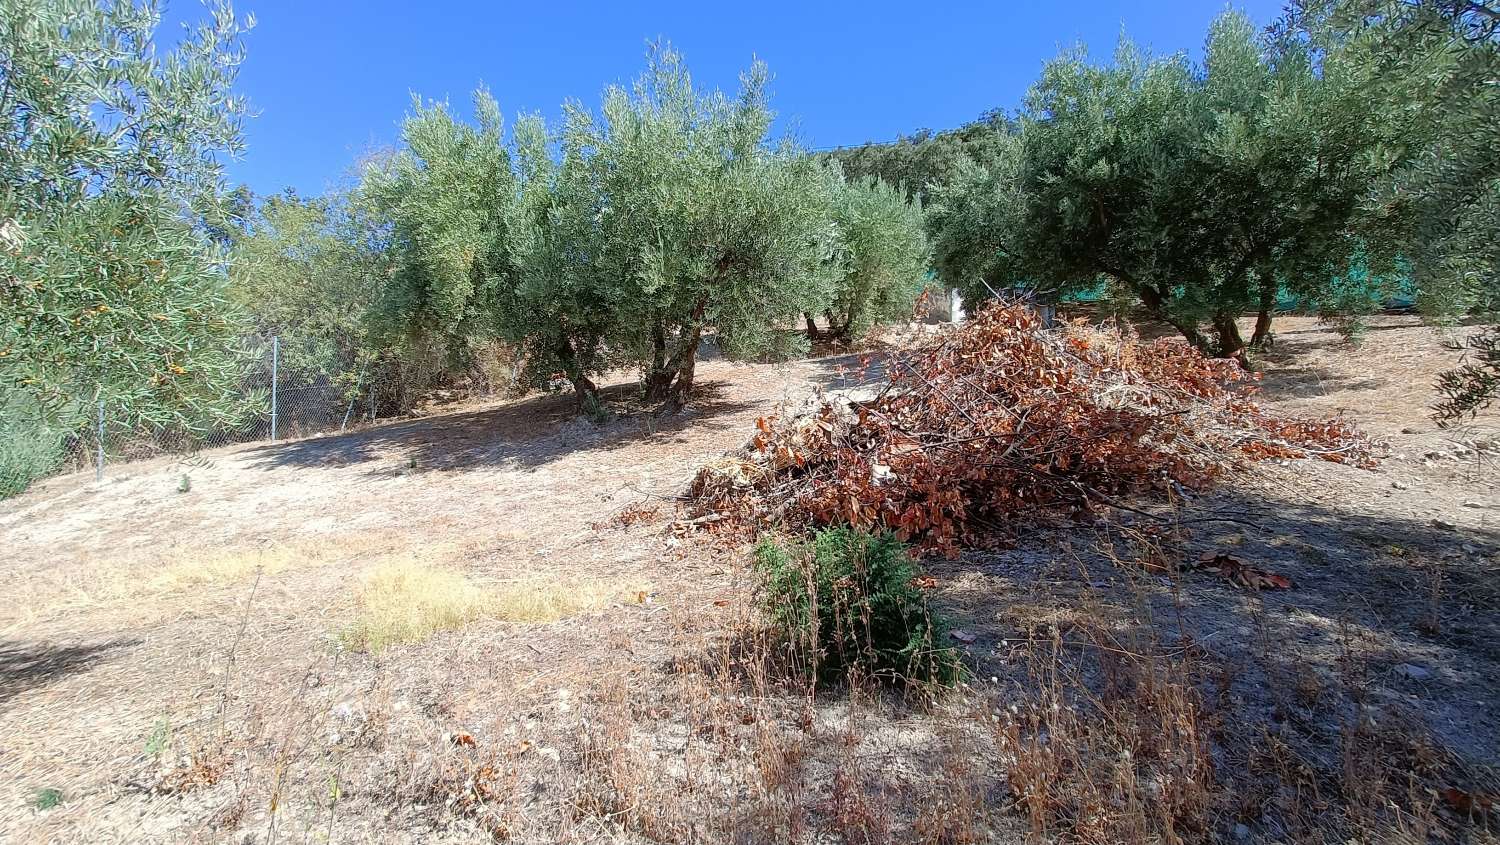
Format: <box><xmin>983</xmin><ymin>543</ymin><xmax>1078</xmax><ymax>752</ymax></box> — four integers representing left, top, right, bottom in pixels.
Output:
<box><xmin>353</xmin><ymin>46</ymin><xmax>907</xmax><ymax>411</ymax></box>
<box><xmin>360</xmin><ymin>91</ymin><xmax>519</xmax><ymax>366</ymax></box>
<box><xmin>932</xmin><ymin>12</ymin><xmax>1396</xmax><ymax>358</ymax></box>
<box><xmin>1296</xmin><ymin>0</ymin><xmax>1500</xmax><ymax>417</ymax></box>
<box><xmin>0</xmin><ymin>0</ymin><xmax>255</xmax><ymax>497</ymax></box>
<box><xmin>1436</xmin><ymin>328</ymin><xmax>1500</xmax><ymax>423</ymax></box>
<box><xmin>1302</xmin><ymin>0</ymin><xmax>1499</xmax><ymax>322</ymax></box>
<box><xmin>753</xmin><ymin>527</ymin><xmax>960</xmax><ymax>689</ymax></box>
<box><xmin>826</xmin><ymin>111</ymin><xmax>1015</xmax><ymax>204</ymax></box>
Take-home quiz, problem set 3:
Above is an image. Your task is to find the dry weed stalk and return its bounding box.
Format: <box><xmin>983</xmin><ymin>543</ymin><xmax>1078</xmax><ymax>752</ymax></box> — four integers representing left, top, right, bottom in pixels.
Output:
<box><xmin>997</xmin><ymin>616</ymin><xmax>1217</xmax><ymax>845</ymax></box>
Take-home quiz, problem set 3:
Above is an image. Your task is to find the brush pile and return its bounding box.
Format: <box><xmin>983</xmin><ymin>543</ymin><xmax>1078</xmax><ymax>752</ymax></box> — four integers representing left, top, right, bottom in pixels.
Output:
<box><xmin>690</xmin><ymin>302</ymin><xmax>1373</xmax><ymax>555</ymax></box>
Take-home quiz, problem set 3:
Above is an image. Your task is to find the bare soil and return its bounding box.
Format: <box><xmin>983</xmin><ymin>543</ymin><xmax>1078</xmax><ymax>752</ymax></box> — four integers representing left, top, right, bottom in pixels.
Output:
<box><xmin>1</xmin><ymin>315</ymin><xmax>1497</xmax><ymax>844</ymax></box>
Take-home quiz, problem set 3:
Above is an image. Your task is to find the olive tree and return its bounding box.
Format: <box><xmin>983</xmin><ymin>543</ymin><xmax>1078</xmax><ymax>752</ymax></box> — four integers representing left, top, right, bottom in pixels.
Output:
<box><xmin>561</xmin><ymin>45</ymin><xmax>841</xmax><ymax>409</ymax></box>
<box><xmin>812</xmin><ymin>173</ymin><xmax>931</xmax><ymax>343</ymax></box>
<box><xmin>826</xmin><ymin>112</ymin><xmax>1014</xmax><ymax>204</ymax></box>
<box><xmin>229</xmin><ymin>189</ymin><xmax>389</xmax><ymax>398</ymax></box>
<box><xmin>360</xmin><ymin>91</ymin><xmax>633</xmax><ymax>410</ymax></box>
<box><xmin>933</xmin><ymin>12</ymin><xmax>1395</xmax><ymax>358</ymax></box>
<box><xmin>0</xmin><ymin>0</ymin><xmax>252</xmax><ymax>493</ymax></box>
<box><xmin>1295</xmin><ymin>0</ymin><xmax>1500</xmax><ymax>418</ymax></box>
<box><xmin>358</xmin><ymin>48</ymin><xmax>926</xmax><ymax>414</ymax></box>
<box><xmin>360</xmin><ymin>92</ymin><xmax>518</xmax><ymax>365</ymax></box>
<box><xmin>926</xmin><ymin>132</ymin><xmax>1027</xmax><ymax>304</ymax></box>
<box><xmin>501</xmin><ymin>111</ymin><xmax>621</xmax><ymax>408</ymax></box>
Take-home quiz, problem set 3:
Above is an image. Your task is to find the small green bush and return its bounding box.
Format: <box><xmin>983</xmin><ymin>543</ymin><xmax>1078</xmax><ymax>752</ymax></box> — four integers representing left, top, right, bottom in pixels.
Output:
<box><xmin>754</xmin><ymin>527</ymin><xmax>960</xmax><ymax>688</ymax></box>
<box><xmin>32</xmin><ymin>787</ymin><xmax>63</xmax><ymax>810</ymax></box>
<box><xmin>0</xmin><ymin>434</ymin><xmax>65</xmax><ymax>499</ymax></box>
<box><xmin>0</xmin><ymin>394</ymin><xmax>73</xmax><ymax>498</ymax></box>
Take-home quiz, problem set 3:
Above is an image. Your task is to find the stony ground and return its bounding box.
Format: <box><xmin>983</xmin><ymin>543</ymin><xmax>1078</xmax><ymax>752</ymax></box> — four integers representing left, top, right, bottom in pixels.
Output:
<box><xmin>1</xmin><ymin>314</ymin><xmax>1496</xmax><ymax>844</ymax></box>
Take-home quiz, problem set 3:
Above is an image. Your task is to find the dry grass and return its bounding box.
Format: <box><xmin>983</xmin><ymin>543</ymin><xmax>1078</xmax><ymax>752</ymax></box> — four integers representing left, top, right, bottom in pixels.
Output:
<box><xmin>491</xmin><ymin>575</ymin><xmax>639</xmax><ymax>623</ymax></box>
<box><xmin>5</xmin><ymin>317</ymin><xmax>1498</xmax><ymax>844</ymax></box>
<box><xmin>0</xmin><ymin>542</ymin><xmax>355</xmax><ymax>632</ymax></box>
<box><xmin>553</xmin><ymin>519</ymin><xmax>1500</xmax><ymax>845</ymax></box>
<box><xmin>997</xmin><ymin>620</ymin><xmax>1218</xmax><ymax>844</ymax></box>
<box><xmin>341</xmin><ymin>561</ymin><xmax>636</xmax><ymax>652</ymax></box>
<box><xmin>341</xmin><ymin>560</ymin><xmax>494</xmax><ymax>652</ymax></box>
<box><xmin>139</xmin><ymin>545</ymin><xmax>317</xmax><ymax>593</ymax></box>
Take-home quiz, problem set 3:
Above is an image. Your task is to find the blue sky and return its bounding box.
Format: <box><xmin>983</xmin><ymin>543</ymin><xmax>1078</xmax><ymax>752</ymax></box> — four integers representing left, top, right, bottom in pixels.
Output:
<box><xmin>163</xmin><ymin>1</ymin><xmax>1287</xmax><ymax>197</ymax></box>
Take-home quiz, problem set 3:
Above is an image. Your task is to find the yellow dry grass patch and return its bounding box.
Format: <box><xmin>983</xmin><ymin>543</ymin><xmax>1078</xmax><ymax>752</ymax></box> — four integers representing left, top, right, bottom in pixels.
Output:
<box><xmin>341</xmin><ymin>561</ymin><xmax>635</xmax><ymax>652</ymax></box>
<box><xmin>341</xmin><ymin>560</ymin><xmax>491</xmax><ymax>653</ymax></box>
<box><xmin>139</xmin><ymin>546</ymin><xmax>312</xmax><ymax>593</ymax></box>
<box><xmin>1</xmin><ymin>534</ymin><xmax>427</xmax><ymax>631</ymax></box>
<box><xmin>491</xmin><ymin>576</ymin><xmax>625</xmax><ymax>623</ymax></box>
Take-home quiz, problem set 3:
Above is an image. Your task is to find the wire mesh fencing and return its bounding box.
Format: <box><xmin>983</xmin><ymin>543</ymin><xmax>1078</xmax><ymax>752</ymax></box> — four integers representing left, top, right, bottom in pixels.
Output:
<box><xmin>0</xmin><ymin>336</ymin><xmax>521</xmax><ymax>494</ymax></box>
<box><xmin>39</xmin><ymin>335</ymin><xmax>402</xmax><ymax>485</ymax></box>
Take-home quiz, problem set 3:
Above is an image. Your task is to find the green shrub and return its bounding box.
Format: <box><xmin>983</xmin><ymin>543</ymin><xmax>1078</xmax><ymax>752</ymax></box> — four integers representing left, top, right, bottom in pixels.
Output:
<box><xmin>0</xmin><ymin>432</ymin><xmax>65</xmax><ymax>499</ymax></box>
<box><xmin>32</xmin><ymin>787</ymin><xmax>63</xmax><ymax>810</ymax></box>
<box><xmin>754</xmin><ymin>527</ymin><xmax>960</xmax><ymax>689</ymax></box>
<box><xmin>0</xmin><ymin>393</ymin><xmax>74</xmax><ymax>498</ymax></box>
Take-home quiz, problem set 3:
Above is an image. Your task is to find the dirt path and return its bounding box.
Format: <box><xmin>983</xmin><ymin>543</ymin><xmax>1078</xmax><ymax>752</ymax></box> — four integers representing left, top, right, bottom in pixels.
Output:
<box><xmin>1</xmin><ymin>315</ymin><xmax>1496</xmax><ymax>843</ymax></box>
<box><xmin>0</xmin><ymin>352</ymin><xmax>852</xmax><ymax>839</ymax></box>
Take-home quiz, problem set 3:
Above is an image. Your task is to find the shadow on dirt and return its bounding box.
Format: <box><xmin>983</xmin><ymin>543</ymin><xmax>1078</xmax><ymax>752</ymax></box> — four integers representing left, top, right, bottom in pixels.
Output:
<box><xmin>0</xmin><ymin>638</ymin><xmax>139</xmax><ymax>708</ymax></box>
<box><xmin>240</xmin><ymin>379</ymin><xmax>760</xmax><ymax>476</ymax></box>
<box><xmin>672</xmin><ymin>453</ymin><xmax>1500</xmax><ymax>769</ymax></box>
<box><xmin>1252</xmin><ymin>330</ymin><xmax>1393</xmax><ymax>402</ymax></box>
<box><xmin>670</xmin><ymin>465</ymin><xmax>1500</xmax><ymax>840</ymax></box>
<box><xmin>1253</xmin><ymin>368</ymin><xmax>1388</xmax><ymax>402</ymax></box>
<box><xmin>921</xmin><ymin>478</ymin><xmax>1500</xmax><ymax>766</ymax></box>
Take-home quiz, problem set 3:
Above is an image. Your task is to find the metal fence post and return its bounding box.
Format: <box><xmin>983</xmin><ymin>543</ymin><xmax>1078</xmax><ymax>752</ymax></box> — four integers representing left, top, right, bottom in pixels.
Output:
<box><xmin>95</xmin><ymin>397</ymin><xmax>105</xmax><ymax>482</ymax></box>
<box><xmin>270</xmin><ymin>335</ymin><xmax>279</xmax><ymax>442</ymax></box>
<box><xmin>340</xmin><ymin>392</ymin><xmax>358</xmax><ymax>435</ymax></box>
<box><xmin>340</xmin><ymin>362</ymin><xmax>368</xmax><ymax>435</ymax></box>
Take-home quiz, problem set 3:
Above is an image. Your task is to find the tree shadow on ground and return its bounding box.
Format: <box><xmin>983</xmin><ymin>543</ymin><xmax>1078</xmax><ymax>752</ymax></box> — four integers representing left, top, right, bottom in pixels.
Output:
<box><xmin>1252</xmin><ymin>367</ymin><xmax>1387</xmax><ymax>402</ymax></box>
<box><xmin>921</xmin><ymin>476</ymin><xmax>1500</xmax><ymax>770</ymax></box>
<box><xmin>239</xmin><ymin>379</ymin><xmax>759</xmax><ymax>476</ymax></box>
<box><xmin>672</xmin><ymin>468</ymin><xmax>1498</xmax><ymax>836</ymax></box>
<box><xmin>0</xmin><ymin>638</ymin><xmax>139</xmax><ymax>708</ymax></box>
<box><xmin>1252</xmin><ymin>329</ymin><xmax>1406</xmax><ymax>402</ymax></box>
<box><xmin>666</xmin><ymin>452</ymin><xmax>1500</xmax><ymax>762</ymax></box>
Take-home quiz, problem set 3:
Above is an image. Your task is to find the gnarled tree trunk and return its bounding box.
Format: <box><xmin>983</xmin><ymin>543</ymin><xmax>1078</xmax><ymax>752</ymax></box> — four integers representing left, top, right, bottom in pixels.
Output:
<box><xmin>664</xmin><ymin>331</ymin><xmax>702</xmax><ymax>413</ymax></box>
<box><xmin>1212</xmin><ymin>310</ymin><xmax>1248</xmax><ymax>362</ymax></box>
<box><xmin>805</xmin><ymin>312</ymin><xmax>822</xmax><ymax>341</ymax></box>
<box><xmin>1134</xmin><ymin>280</ymin><xmax>1215</xmax><ymax>354</ymax></box>
<box><xmin>643</xmin><ymin>296</ymin><xmax>709</xmax><ymax>411</ymax></box>
<box><xmin>554</xmin><ymin>336</ymin><xmax>600</xmax><ymax>409</ymax></box>
<box><xmin>1250</xmin><ymin>279</ymin><xmax>1276</xmax><ymax>348</ymax></box>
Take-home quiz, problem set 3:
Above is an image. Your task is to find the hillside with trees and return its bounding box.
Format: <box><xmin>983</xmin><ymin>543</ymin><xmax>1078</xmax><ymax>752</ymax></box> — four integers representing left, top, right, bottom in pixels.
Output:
<box><xmin>2</xmin><ymin>2</ymin><xmax>1498</xmax><ymax>844</ymax></box>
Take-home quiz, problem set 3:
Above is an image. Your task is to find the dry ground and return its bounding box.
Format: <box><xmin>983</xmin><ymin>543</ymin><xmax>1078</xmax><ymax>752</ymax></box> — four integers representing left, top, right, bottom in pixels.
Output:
<box><xmin>0</xmin><ymin>315</ymin><xmax>1497</xmax><ymax>843</ymax></box>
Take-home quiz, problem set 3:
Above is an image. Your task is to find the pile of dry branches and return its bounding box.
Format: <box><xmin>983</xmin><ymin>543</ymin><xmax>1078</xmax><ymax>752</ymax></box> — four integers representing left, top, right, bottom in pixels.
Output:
<box><xmin>691</xmin><ymin>302</ymin><xmax>1373</xmax><ymax>555</ymax></box>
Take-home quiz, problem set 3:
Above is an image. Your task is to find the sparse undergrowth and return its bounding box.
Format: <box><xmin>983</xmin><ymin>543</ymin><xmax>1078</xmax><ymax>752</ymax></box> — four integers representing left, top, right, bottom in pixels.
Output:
<box><xmin>558</xmin><ymin>534</ymin><xmax>1500</xmax><ymax>845</ymax></box>
<box><xmin>992</xmin><ymin>616</ymin><xmax>1500</xmax><ymax>845</ymax></box>
<box><xmin>2</xmin><ymin>541</ymin><xmax>357</xmax><ymax>632</ymax></box>
<box><xmin>3</xmin><ymin>317</ymin><xmax>1496</xmax><ymax>844</ymax></box>
<box><xmin>754</xmin><ymin>526</ymin><xmax>961</xmax><ymax>689</ymax></box>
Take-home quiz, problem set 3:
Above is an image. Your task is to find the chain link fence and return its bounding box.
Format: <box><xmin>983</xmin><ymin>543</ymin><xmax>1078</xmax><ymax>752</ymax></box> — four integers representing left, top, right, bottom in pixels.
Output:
<box><xmin>94</xmin><ymin>335</ymin><xmax>408</xmax><ymax>474</ymax></box>
<box><xmin>0</xmin><ymin>335</ymin><xmax>439</xmax><ymax>494</ymax></box>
